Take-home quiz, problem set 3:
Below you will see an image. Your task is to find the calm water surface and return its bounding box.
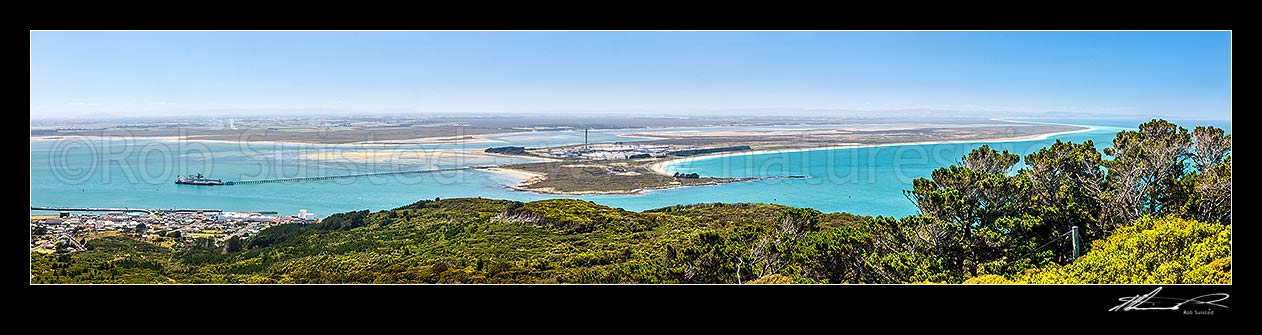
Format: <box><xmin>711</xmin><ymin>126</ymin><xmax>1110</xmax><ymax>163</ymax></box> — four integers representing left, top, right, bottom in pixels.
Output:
<box><xmin>29</xmin><ymin>119</ymin><xmax>1230</xmax><ymax>217</ymax></box>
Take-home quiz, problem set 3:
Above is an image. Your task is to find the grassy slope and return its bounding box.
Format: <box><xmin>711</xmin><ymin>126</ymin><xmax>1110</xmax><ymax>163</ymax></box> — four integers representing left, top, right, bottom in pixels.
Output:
<box><xmin>31</xmin><ymin>197</ymin><xmax>1227</xmax><ymax>284</ymax></box>
<box><xmin>31</xmin><ymin>198</ymin><xmax>864</xmax><ymax>284</ymax></box>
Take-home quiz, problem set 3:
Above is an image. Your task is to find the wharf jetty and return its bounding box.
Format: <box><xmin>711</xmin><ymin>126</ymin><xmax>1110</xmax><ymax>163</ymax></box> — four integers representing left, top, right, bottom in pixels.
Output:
<box><xmin>171</xmin><ymin>166</ymin><xmax>479</xmax><ymax>186</ymax></box>
<box><xmin>230</xmin><ymin>167</ymin><xmax>474</xmax><ymax>184</ymax></box>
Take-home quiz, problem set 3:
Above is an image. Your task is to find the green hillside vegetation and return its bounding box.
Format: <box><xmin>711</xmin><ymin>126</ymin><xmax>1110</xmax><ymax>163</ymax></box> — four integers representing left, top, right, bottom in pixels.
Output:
<box><xmin>32</xmin><ymin>199</ymin><xmax>872</xmax><ymax>283</ymax></box>
<box><xmin>966</xmin><ymin>215</ymin><xmax>1231</xmax><ymax>284</ymax></box>
<box><xmin>30</xmin><ymin>119</ymin><xmax>1231</xmax><ymax>284</ymax></box>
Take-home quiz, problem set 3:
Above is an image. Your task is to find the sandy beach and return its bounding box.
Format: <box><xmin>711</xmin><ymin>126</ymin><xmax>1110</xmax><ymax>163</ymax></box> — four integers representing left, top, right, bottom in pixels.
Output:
<box><xmin>29</xmin><ymin>135</ymin><xmax>327</xmax><ymax>150</ymax></box>
<box><xmin>624</xmin><ymin>124</ymin><xmax>1007</xmax><ymax>138</ymax></box>
<box><xmin>31</xmin><ymin>134</ymin><xmax>372</xmax><ymax>148</ymax></box>
<box><xmin>301</xmin><ymin>149</ymin><xmax>488</xmax><ymax>162</ymax></box>
<box><xmin>31</xmin><ymin>133</ymin><xmax>502</xmax><ymax>147</ymax></box>
<box><xmin>31</xmin><ymin>135</ymin><xmax>189</xmax><ymax>142</ymax></box>
<box><xmin>647</xmin><ymin>125</ymin><xmax>1097</xmax><ymax>175</ymax></box>
<box><xmin>351</xmin><ymin>134</ymin><xmax>502</xmax><ymax>145</ymax></box>
<box><xmin>476</xmin><ymin>167</ymin><xmax>546</xmax><ymax>184</ymax></box>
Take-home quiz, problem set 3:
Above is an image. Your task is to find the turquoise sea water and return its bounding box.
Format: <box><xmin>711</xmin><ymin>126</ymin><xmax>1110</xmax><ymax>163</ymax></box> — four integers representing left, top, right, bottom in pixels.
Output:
<box><xmin>29</xmin><ymin>119</ymin><xmax>1230</xmax><ymax>217</ymax></box>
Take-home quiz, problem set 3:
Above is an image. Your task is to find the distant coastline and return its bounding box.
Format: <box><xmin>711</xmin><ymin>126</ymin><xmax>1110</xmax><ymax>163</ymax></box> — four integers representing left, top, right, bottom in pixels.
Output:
<box><xmin>29</xmin><ymin>134</ymin><xmax>504</xmax><ymax>147</ymax></box>
<box><xmin>648</xmin><ymin>123</ymin><xmax>1096</xmax><ymax>175</ymax></box>
<box><xmin>474</xmin><ymin>121</ymin><xmax>1093</xmax><ymax>196</ymax></box>
<box><xmin>32</xmin><ymin>120</ymin><xmax>1093</xmax><ymax>198</ymax></box>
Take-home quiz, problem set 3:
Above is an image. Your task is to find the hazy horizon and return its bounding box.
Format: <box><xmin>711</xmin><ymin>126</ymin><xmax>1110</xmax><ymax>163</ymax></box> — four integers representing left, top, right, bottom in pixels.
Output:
<box><xmin>26</xmin><ymin>108</ymin><xmax>1230</xmax><ymax>124</ymax></box>
<box><xmin>30</xmin><ymin>31</ymin><xmax>1231</xmax><ymax>121</ymax></box>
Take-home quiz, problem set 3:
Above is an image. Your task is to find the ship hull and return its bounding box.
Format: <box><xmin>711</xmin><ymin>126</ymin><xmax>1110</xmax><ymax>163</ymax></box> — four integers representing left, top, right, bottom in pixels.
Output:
<box><xmin>175</xmin><ymin>181</ymin><xmax>226</xmax><ymax>186</ymax></box>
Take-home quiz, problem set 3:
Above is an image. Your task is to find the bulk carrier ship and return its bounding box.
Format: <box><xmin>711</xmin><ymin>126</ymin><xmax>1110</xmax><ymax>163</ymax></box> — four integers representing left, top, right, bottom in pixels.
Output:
<box><xmin>175</xmin><ymin>173</ymin><xmax>233</xmax><ymax>186</ymax></box>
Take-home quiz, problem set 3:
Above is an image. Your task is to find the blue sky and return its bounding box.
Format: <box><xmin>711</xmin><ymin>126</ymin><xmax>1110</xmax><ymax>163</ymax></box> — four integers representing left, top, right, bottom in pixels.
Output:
<box><xmin>29</xmin><ymin>31</ymin><xmax>1231</xmax><ymax>120</ymax></box>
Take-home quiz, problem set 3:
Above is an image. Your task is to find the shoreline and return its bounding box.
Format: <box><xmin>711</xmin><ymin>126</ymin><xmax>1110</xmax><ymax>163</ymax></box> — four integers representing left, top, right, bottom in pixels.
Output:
<box><xmin>474</xmin><ymin>165</ymin><xmax>763</xmax><ymax>196</ymax></box>
<box><xmin>30</xmin><ymin>134</ymin><xmax>385</xmax><ymax>147</ymax></box>
<box><xmin>479</xmin><ymin>151</ymin><xmax>562</xmax><ymax>162</ymax></box>
<box><xmin>31</xmin><ymin>135</ymin><xmax>189</xmax><ymax>142</ymax></box>
<box><xmin>474</xmin><ymin>166</ymin><xmax>547</xmax><ymax>184</ymax></box>
<box><xmin>647</xmin><ymin>124</ymin><xmax>1097</xmax><ymax>175</ymax></box>
<box><xmin>348</xmin><ymin>134</ymin><xmax>502</xmax><ymax>145</ymax></box>
<box><xmin>31</xmin><ymin>133</ymin><xmax>503</xmax><ymax>147</ymax></box>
